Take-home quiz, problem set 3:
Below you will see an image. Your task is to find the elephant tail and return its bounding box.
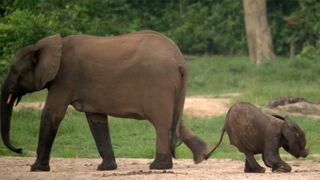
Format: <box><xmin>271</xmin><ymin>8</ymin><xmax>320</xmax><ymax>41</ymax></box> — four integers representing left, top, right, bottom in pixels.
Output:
<box><xmin>204</xmin><ymin>127</ymin><xmax>225</xmax><ymax>160</ymax></box>
<box><xmin>170</xmin><ymin>65</ymin><xmax>187</xmax><ymax>158</ymax></box>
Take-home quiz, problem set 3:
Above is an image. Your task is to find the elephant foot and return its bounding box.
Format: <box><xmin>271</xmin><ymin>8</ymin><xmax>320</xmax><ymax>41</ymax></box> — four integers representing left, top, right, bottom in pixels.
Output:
<box><xmin>149</xmin><ymin>153</ymin><xmax>172</xmax><ymax>170</ymax></box>
<box><xmin>30</xmin><ymin>163</ymin><xmax>50</xmax><ymax>172</ymax></box>
<box><xmin>244</xmin><ymin>165</ymin><xmax>266</xmax><ymax>173</ymax></box>
<box><xmin>183</xmin><ymin>136</ymin><xmax>209</xmax><ymax>164</ymax></box>
<box><xmin>97</xmin><ymin>160</ymin><xmax>117</xmax><ymax>171</ymax></box>
<box><xmin>272</xmin><ymin>163</ymin><xmax>292</xmax><ymax>173</ymax></box>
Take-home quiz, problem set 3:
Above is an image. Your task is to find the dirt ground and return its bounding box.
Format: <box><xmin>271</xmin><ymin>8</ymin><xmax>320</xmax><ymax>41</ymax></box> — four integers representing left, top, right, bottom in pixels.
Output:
<box><xmin>184</xmin><ymin>96</ymin><xmax>230</xmax><ymax>117</ymax></box>
<box><xmin>14</xmin><ymin>96</ymin><xmax>232</xmax><ymax>118</ymax></box>
<box><xmin>15</xmin><ymin>94</ymin><xmax>320</xmax><ymax>118</ymax></box>
<box><xmin>0</xmin><ymin>157</ymin><xmax>319</xmax><ymax>180</ymax></box>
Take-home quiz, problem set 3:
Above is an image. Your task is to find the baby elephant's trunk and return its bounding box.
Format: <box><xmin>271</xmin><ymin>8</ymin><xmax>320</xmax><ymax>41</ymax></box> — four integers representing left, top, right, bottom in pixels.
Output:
<box><xmin>204</xmin><ymin>127</ymin><xmax>226</xmax><ymax>159</ymax></box>
<box><xmin>300</xmin><ymin>149</ymin><xmax>309</xmax><ymax>158</ymax></box>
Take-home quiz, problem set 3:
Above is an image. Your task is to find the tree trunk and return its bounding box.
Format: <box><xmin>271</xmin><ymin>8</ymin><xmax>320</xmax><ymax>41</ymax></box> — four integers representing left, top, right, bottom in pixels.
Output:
<box><xmin>243</xmin><ymin>0</ymin><xmax>275</xmax><ymax>65</ymax></box>
<box><xmin>290</xmin><ymin>39</ymin><xmax>296</xmax><ymax>60</ymax></box>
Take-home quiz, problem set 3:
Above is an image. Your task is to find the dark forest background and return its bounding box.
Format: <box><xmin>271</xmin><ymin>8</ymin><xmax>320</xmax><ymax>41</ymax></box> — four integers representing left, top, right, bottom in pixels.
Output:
<box><xmin>0</xmin><ymin>0</ymin><xmax>319</xmax><ymax>77</ymax></box>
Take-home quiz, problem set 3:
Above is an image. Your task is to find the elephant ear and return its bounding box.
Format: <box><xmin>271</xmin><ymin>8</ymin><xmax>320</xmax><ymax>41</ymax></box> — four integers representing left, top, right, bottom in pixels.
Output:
<box><xmin>281</xmin><ymin>117</ymin><xmax>299</xmax><ymax>148</ymax></box>
<box><xmin>34</xmin><ymin>34</ymin><xmax>62</xmax><ymax>89</ymax></box>
<box><xmin>272</xmin><ymin>114</ymin><xmax>285</xmax><ymax>120</ymax></box>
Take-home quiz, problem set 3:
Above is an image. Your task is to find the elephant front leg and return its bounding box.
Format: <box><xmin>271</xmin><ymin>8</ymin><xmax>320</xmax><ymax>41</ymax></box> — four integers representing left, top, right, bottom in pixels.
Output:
<box><xmin>263</xmin><ymin>140</ymin><xmax>292</xmax><ymax>173</ymax></box>
<box><xmin>31</xmin><ymin>109</ymin><xmax>65</xmax><ymax>171</ymax></box>
<box><xmin>179</xmin><ymin>122</ymin><xmax>209</xmax><ymax>164</ymax></box>
<box><xmin>263</xmin><ymin>152</ymin><xmax>291</xmax><ymax>172</ymax></box>
<box><xmin>86</xmin><ymin>113</ymin><xmax>117</xmax><ymax>170</ymax></box>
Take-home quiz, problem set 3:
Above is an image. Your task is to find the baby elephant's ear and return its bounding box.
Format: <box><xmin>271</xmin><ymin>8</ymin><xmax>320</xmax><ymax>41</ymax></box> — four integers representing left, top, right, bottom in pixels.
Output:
<box><xmin>272</xmin><ymin>114</ymin><xmax>285</xmax><ymax>120</ymax></box>
<box><xmin>282</xmin><ymin>117</ymin><xmax>298</xmax><ymax>146</ymax></box>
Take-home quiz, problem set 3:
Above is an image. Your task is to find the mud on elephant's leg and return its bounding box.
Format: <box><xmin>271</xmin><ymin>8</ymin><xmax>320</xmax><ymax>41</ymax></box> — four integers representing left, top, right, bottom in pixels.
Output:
<box><xmin>86</xmin><ymin>113</ymin><xmax>117</xmax><ymax>170</ymax></box>
<box><xmin>179</xmin><ymin>122</ymin><xmax>209</xmax><ymax>164</ymax></box>
<box><xmin>244</xmin><ymin>154</ymin><xmax>266</xmax><ymax>173</ymax></box>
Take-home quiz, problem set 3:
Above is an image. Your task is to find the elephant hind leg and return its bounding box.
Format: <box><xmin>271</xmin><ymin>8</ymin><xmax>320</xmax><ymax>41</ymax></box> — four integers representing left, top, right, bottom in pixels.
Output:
<box><xmin>149</xmin><ymin>116</ymin><xmax>173</xmax><ymax>170</ymax></box>
<box><xmin>179</xmin><ymin>122</ymin><xmax>209</xmax><ymax>164</ymax></box>
<box><xmin>244</xmin><ymin>154</ymin><xmax>266</xmax><ymax>173</ymax></box>
<box><xmin>85</xmin><ymin>113</ymin><xmax>117</xmax><ymax>170</ymax></box>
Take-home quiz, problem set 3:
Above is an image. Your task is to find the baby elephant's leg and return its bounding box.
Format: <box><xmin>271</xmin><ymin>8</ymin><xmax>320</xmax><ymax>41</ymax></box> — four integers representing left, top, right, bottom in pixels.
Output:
<box><xmin>263</xmin><ymin>137</ymin><xmax>292</xmax><ymax>172</ymax></box>
<box><xmin>244</xmin><ymin>154</ymin><xmax>266</xmax><ymax>173</ymax></box>
<box><xmin>262</xmin><ymin>153</ymin><xmax>291</xmax><ymax>173</ymax></box>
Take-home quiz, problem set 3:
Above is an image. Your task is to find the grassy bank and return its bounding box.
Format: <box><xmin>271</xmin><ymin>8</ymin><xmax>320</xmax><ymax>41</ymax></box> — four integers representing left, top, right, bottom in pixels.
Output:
<box><xmin>0</xmin><ymin>109</ymin><xmax>319</xmax><ymax>161</ymax></box>
<box><xmin>187</xmin><ymin>56</ymin><xmax>320</xmax><ymax>105</ymax></box>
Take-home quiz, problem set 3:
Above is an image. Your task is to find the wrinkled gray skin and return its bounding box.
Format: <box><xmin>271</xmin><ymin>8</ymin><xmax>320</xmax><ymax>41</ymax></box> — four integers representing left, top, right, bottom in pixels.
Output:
<box><xmin>0</xmin><ymin>31</ymin><xmax>209</xmax><ymax>171</ymax></box>
<box><xmin>205</xmin><ymin>102</ymin><xmax>308</xmax><ymax>173</ymax></box>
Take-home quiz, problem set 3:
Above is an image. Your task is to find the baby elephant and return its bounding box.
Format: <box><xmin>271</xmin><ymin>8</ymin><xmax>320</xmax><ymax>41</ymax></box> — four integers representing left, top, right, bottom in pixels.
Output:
<box><xmin>205</xmin><ymin>102</ymin><xmax>308</xmax><ymax>173</ymax></box>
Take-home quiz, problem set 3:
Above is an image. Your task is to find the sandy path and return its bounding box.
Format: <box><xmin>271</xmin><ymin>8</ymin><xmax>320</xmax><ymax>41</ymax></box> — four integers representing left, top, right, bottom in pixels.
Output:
<box><xmin>15</xmin><ymin>96</ymin><xmax>320</xmax><ymax>119</ymax></box>
<box><xmin>0</xmin><ymin>157</ymin><xmax>319</xmax><ymax>180</ymax></box>
<box><xmin>15</xmin><ymin>96</ymin><xmax>231</xmax><ymax>117</ymax></box>
<box><xmin>184</xmin><ymin>97</ymin><xmax>229</xmax><ymax>117</ymax></box>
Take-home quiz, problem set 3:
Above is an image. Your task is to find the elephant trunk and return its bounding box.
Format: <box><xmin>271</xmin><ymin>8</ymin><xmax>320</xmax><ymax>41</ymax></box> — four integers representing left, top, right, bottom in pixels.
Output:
<box><xmin>300</xmin><ymin>149</ymin><xmax>308</xmax><ymax>158</ymax></box>
<box><xmin>0</xmin><ymin>79</ymin><xmax>22</xmax><ymax>153</ymax></box>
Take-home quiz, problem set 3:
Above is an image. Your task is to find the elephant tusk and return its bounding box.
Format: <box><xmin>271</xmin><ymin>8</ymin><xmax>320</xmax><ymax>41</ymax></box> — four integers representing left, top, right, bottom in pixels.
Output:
<box><xmin>7</xmin><ymin>94</ymin><xmax>13</xmax><ymax>104</ymax></box>
<box><xmin>15</xmin><ymin>96</ymin><xmax>22</xmax><ymax>107</ymax></box>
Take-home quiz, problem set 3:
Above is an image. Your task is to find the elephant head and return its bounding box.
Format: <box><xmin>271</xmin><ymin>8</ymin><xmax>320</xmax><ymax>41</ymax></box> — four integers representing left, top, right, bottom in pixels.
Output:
<box><xmin>281</xmin><ymin>116</ymin><xmax>308</xmax><ymax>158</ymax></box>
<box><xmin>0</xmin><ymin>34</ymin><xmax>62</xmax><ymax>153</ymax></box>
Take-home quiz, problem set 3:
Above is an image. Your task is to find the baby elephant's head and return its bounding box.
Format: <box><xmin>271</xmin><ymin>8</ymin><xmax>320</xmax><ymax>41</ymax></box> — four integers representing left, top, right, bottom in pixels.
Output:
<box><xmin>281</xmin><ymin>116</ymin><xmax>308</xmax><ymax>158</ymax></box>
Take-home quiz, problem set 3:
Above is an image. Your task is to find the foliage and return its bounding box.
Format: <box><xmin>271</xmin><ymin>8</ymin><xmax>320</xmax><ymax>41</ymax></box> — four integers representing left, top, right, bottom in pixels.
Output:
<box><xmin>268</xmin><ymin>0</ymin><xmax>320</xmax><ymax>56</ymax></box>
<box><xmin>297</xmin><ymin>40</ymin><xmax>320</xmax><ymax>60</ymax></box>
<box><xmin>0</xmin><ymin>0</ymin><xmax>319</xmax><ymax>79</ymax></box>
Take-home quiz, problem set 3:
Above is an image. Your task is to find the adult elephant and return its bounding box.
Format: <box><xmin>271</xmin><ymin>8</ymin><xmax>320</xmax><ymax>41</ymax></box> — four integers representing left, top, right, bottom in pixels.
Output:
<box><xmin>0</xmin><ymin>31</ymin><xmax>209</xmax><ymax>171</ymax></box>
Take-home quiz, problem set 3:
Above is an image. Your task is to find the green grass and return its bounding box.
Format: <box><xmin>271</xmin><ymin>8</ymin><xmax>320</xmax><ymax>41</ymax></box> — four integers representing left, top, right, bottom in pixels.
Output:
<box><xmin>19</xmin><ymin>90</ymin><xmax>47</xmax><ymax>102</ymax></box>
<box><xmin>1</xmin><ymin>109</ymin><xmax>319</xmax><ymax>161</ymax></box>
<box><xmin>187</xmin><ymin>56</ymin><xmax>320</xmax><ymax>105</ymax></box>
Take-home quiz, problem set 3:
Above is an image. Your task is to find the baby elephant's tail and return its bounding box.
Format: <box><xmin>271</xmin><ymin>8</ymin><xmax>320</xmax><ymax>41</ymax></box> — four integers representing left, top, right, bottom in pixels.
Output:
<box><xmin>204</xmin><ymin>127</ymin><xmax>225</xmax><ymax>160</ymax></box>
